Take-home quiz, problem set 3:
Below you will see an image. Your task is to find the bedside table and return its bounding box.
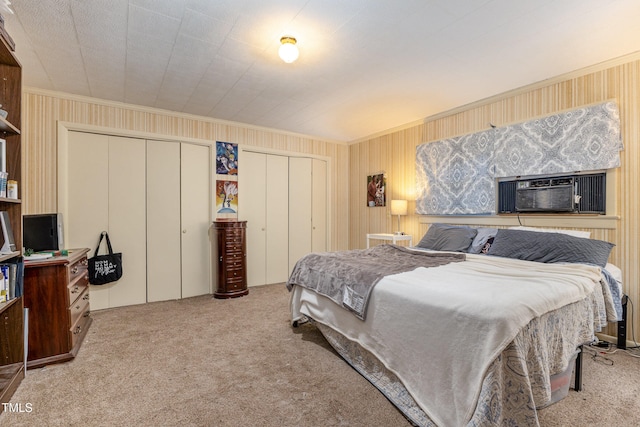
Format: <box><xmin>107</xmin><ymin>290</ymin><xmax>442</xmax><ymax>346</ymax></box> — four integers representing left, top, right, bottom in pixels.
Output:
<box><xmin>366</xmin><ymin>233</ymin><xmax>413</xmax><ymax>248</ymax></box>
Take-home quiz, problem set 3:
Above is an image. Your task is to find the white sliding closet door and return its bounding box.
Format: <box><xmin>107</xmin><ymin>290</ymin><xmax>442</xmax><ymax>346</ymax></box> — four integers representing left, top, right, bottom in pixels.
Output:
<box><xmin>66</xmin><ymin>132</ymin><xmax>146</xmax><ymax>310</ymax></box>
<box><xmin>180</xmin><ymin>143</ymin><xmax>211</xmax><ymax>298</ymax></box>
<box><xmin>146</xmin><ymin>140</ymin><xmax>181</xmax><ymax>302</ymax></box>
<box><xmin>239</xmin><ymin>151</ymin><xmax>289</xmax><ymax>287</ymax></box>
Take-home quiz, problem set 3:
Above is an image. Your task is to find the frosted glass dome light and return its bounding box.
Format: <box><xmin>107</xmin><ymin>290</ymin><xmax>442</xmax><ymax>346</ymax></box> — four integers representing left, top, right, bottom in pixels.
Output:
<box><xmin>279</xmin><ymin>37</ymin><xmax>299</xmax><ymax>63</ymax></box>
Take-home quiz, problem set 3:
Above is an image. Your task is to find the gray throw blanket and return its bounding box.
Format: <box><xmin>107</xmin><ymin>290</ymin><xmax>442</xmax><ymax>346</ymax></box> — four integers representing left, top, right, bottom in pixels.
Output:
<box><xmin>286</xmin><ymin>245</ymin><xmax>465</xmax><ymax>320</ymax></box>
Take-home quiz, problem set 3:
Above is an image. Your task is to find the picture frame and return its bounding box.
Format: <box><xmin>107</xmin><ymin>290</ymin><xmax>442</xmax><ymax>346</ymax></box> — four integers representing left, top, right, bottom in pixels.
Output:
<box><xmin>216</xmin><ymin>180</ymin><xmax>238</xmax><ymax>214</ymax></box>
<box><xmin>366</xmin><ymin>173</ymin><xmax>386</xmax><ymax>207</ymax></box>
<box><xmin>216</xmin><ymin>141</ymin><xmax>238</xmax><ymax>175</ymax></box>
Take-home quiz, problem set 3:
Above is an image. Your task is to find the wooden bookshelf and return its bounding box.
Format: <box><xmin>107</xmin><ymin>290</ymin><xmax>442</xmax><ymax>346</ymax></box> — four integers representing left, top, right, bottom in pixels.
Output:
<box><xmin>0</xmin><ymin>24</ymin><xmax>23</xmax><ymax>409</ymax></box>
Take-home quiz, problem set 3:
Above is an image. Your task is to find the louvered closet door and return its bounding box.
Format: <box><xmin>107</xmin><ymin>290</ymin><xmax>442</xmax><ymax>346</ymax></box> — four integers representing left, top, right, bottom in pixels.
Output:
<box><xmin>146</xmin><ymin>140</ymin><xmax>181</xmax><ymax>302</ymax></box>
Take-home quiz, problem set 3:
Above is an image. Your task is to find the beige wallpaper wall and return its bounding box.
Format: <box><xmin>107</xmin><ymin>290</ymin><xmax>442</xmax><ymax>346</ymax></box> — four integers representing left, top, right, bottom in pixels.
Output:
<box><xmin>21</xmin><ymin>88</ymin><xmax>350</xmax><ymax>251</ymax></box>
<box><xmin>21</xmin><ymin>52</ymin><xmax>639</xmax><ymax>341</ymax></box>
<box><xmin>349</xmin><ymin>54</ymin><xmax>640</xmax><ymax>343</ymax></box>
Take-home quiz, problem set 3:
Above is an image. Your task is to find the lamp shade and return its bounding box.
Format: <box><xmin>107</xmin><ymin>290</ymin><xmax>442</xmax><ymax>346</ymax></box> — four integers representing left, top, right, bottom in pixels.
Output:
<box><xmin>390</xmin><ymin>199</ymin><xmax>408</xmax><ymax>216</ymax></box>
<box><xmin>279</xmin><ymin>37</ymin><xmax>299</xmax><ymax>63</ymax></box>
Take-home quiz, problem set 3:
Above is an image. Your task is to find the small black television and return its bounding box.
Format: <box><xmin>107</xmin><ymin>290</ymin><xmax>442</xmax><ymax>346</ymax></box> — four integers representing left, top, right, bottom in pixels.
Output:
<box><xmin>23</xmin><ymin>213</ymin><xmax>64</xmax><ymax>252</ymax></box>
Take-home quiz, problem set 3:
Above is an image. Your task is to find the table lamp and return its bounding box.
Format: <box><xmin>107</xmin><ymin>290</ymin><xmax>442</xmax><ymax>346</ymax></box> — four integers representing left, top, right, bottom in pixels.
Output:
<box><xmin>390</xmin><ymin>200</ymin><xmax>408</xmax><ymax>235</ymax></box>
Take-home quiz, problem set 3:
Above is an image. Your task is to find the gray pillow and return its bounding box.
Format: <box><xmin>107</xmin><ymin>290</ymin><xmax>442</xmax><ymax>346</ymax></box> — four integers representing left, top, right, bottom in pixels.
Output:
<box><xmin>417</xmin><ymin>223</ymin><xmax>477</xmax><ymax>252</ymax></box>
<box><xmin>486</xmin><ymin>229</ymin><xmax>614</xmax><ymax>267</ymax></box>
<box><xmin>468</xmin><ymin>227</ymin><xmax>498</xmax><ymax>254</ymax></box>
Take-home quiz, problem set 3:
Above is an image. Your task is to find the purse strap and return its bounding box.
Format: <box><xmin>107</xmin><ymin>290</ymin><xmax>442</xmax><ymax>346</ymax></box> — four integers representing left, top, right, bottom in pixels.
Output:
<box><xmin>94</xmin><ymin>231</ymin><xmax>115</xmax><ymax>257</ymax></box>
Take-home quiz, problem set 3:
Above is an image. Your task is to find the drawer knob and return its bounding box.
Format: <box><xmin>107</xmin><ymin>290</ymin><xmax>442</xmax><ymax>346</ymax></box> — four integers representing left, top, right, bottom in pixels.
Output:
<box><xmin>84</xmin><ymin>310</ymin><xmax>91</xmax><ymax>318</ymax></box>
<box><xmin>71</xmin><ymin>266</ymin><xmax>79</xmax><ymax>274</ymax></box>
<box><xmin>71</xmin><ymin>286</ymin><xmax>79</xmax><ymax>294</ymax></box>
<box><xmin>74</xmin><ymin>325</ymin><xmax>82</xmax><ymax>335</ymax></box>
<box><xmin>83</xmin><ymin>294</ymin><xmax>90</xmax><ymax>301</ymax></box>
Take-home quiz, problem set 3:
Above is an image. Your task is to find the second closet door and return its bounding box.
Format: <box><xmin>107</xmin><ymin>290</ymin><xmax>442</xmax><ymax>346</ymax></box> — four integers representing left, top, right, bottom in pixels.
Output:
<box><xmin>146</xmin><ymin>140</ymin><xmax>181</xmax><ymax>302</ymax></box>
<box><xmin>147</xmin><ymin>140</ymin><xmax>211</xmax><ymax>301</ymax></box>
<box><xmin>180</xmin><ymin>143</ymin><xmax>211</xmax><ymax>298</ymax></box>
<box><xmin>66</xmin><ymin>132</ymin><xmax>147</xmax><ymax>310</ymax></box>
<box><xmin>240</xmin><ymin>152</ymin><xmax>289</xmax><ymax>287</ymax></box>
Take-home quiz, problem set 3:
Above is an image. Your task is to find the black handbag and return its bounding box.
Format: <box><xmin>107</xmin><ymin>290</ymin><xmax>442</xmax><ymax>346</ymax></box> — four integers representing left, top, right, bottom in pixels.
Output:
<box><xmin>88</xmin><ymin>231</ymin><xmax>123</xmax><ymax>285</ymax></box>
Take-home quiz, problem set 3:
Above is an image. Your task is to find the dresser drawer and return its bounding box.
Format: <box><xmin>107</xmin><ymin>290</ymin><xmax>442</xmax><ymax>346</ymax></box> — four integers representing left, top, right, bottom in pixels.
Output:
<box><xmin>68</xmin><ymin>273</ymin><xmax>89</xmax><ymax>305</ymax></box>
<box><xmin>69</xmin><ymin>288</ymin><xmax>90</xmax><ymax>327</ymax></box>
<box><xmin>70</xmin><ymin>312</ymin><xmax>91</xmax><ymax>350</ymax></box>
<box><xmin>68</xmin><ymin>256</ymin><xmax>89</xmax><ymax>283</ymax></box>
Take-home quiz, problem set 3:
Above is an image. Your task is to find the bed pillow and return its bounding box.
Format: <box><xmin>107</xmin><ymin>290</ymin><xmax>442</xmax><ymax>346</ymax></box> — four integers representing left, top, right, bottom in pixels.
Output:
<box><xmin>487</xmin><ymin>229</ymin><xmax>614</xmax><ymax>267</ymax></box>
<box><xmin>510</xmin><ymin>226</ymin><xmax>591</xmax><ymax>239</ymax></box>
<box><xmin>467</xmin><ymin>228</ymin><xmax>498</xmax><ymax>254</ymax></box>
<box><xmin>416</xmin><ymin>223</ymin><xmax>477</xmax><ymax>252</ymax></box>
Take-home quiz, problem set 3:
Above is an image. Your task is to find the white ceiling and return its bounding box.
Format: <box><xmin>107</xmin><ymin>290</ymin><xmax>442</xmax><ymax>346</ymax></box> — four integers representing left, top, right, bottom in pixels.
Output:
<box><xmin>4</xmin><ymin>0</ymin><xmax>640</xmax><ymax>142</ymax></box>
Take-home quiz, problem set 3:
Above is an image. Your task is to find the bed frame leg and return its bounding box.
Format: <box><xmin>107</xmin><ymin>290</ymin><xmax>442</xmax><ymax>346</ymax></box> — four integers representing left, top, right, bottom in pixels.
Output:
<box><xmin>574</xmin><ymin>345</ymin><xmax>583</xmax><ymax>392</ymax></box>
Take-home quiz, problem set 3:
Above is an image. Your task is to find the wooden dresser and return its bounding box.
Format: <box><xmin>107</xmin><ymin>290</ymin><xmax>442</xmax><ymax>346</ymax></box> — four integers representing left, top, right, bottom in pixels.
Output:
<box><xmin>211</xmin><ymin>220</ymin><xmax>248</xmax><ymax>299</ymax></box>
<box><xmin>23</xmin><ymin>248</ymin><xmax>91</xmax><ymax>368</ymax></box>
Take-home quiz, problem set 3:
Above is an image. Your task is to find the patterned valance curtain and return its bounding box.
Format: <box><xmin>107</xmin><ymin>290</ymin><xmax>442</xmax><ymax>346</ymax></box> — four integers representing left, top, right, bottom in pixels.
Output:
<box><xmin>493</xmin><ymin>102</ymin><xmax>622</xmax><ymax>177</ymax></box>
<box><xmin>416</xmin><ymin>131</ymin><xmax>495</xmax><ymax>215</ymax></box>
<box><xmin>416</xmin><ymin>102</ymin><xmax>622</xmax><ymax>215</ymax></box>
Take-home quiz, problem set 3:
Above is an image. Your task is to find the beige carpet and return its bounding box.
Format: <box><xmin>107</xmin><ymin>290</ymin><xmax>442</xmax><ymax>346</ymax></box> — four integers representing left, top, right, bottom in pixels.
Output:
<box><xmin>3</xmin><ymin>283</ymin><xmax>639</xmax><ymax>426</ymax></box>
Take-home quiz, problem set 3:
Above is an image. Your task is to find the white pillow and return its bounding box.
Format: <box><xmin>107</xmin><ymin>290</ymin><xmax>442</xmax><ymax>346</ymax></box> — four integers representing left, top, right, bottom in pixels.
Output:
<box><xmin>510</xmin><ymin>226</ymin><xmax>590</xmax><ymax>239</ymax></box>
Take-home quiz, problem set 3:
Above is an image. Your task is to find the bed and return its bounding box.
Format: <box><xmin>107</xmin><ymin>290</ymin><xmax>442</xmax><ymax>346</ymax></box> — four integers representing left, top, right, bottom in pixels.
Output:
<box><xmin>287</xmin><ymin>225</ymin><xmax>622</xmax><ymax>427</ymax></box>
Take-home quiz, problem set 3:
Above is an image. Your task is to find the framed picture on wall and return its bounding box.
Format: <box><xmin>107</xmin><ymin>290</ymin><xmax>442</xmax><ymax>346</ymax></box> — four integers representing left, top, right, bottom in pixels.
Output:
<box><xmin>216</xmin><ymin>141</ymin><xmax>238</xmax><ymax>175</ymax></box>
<box><xmin>366</xmin><ymin>173</ymin><xmax>386</xmax><ymax>207</ymax></box>
<box><xmin>216</xmin><ymin>180</ymin><xmax>238</xmax><ymax>214</ymax></box>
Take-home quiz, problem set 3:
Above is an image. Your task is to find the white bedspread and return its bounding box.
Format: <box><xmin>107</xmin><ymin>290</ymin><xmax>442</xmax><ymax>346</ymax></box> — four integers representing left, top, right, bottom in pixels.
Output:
<box><xmin>290</xmin><ymin>253</ymin><xmax>605</xmax><ymax>427</ymax></box>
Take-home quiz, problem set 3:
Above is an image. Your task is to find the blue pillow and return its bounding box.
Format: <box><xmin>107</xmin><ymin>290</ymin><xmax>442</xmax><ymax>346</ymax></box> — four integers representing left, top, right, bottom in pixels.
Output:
<box><xmin>486</xmin><ymin>229</ymin><xmax>614</xmax><ymax>267</ymax></box>
<box><xmin>417</xmin><ymin>224</ymin><xmax>477</xmax><ymax>252</ymax></box>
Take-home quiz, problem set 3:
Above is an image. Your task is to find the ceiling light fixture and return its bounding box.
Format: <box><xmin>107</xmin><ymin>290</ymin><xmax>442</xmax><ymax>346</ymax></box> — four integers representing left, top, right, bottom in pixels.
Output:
<box><xmin>279</xmin><ymin>36</ymin><xmax>299</xmax><ymax>63</ymax></box>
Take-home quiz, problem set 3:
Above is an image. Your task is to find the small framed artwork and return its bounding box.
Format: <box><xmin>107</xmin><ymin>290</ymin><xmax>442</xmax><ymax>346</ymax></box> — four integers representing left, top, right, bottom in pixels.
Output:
<box><xmin>216</xmin><ymin>180</ymin><xmax>238</xmax><ymax>214</ymax></box>
<box><xmin>216</xmin><ymin>141</ymin><xmax>238</xmax><ymax>175</ymax></box>
<box><xmin>366</xmin><ymin>173</ymin><xmax>386</xmax><ymax>207</ymax></box>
